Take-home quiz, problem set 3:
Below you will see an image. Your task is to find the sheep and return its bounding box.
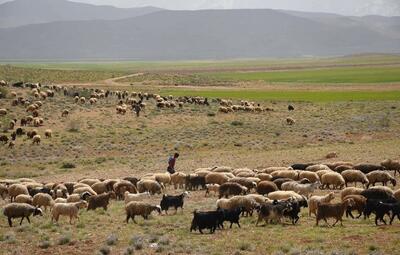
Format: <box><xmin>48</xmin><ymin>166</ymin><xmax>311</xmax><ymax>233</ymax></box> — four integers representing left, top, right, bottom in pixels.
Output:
<box><xmin>245</xmin><ymin>194</ymin><xmax>272</xmax><ymax>205</ymax></box>
<box><xmin>87</xmin><ymin>192</ymin><xmax>116</xmax><ymax>211</ymax></box>
<box><xmin>256</xmin><ymin>202</ymin><xmax>292</xmax><ymax>226</ymax></box>
<box><xmin>316</xmin><ymin>170</ymin><xmax>333</xmax><ymax>180</ymax></box>
<box><xmin>381</xmin><ymin>159</ymin><xmax>400</xmax><ymax>175</ymax></box>
<box><xmin>79</xmin><ymin>178</ymin><xmax>101</xmax><ymax>186</ymax></box>
<box><xmin>228</xmin><ymin>177</ymin><xmax>257</xmax><ymax>191</ymax></box>
<box><xmin>190</xmin><ymin>210</ymin><xmax>223</xmax><ymax>234</ymax></box>
<box><xmin>366</xmin><ymin>171</ymin><xmax>396</xmax><ymax>188</ymax></box>
<box><xmin>343</xmin><ymin>195</ymin><xmax>367</xmax><ymax>219</ymax></box>
<box><xmin>259</xmin><ymin>167</ymin><xmax>293</xmax><ymax>174</ymax></box>
<box><xmin>32</xmin><ymin>193</ymin><xmax>54</xmax><ymax>211</ymax></box>
<box><xmin>51</xmin><ymin>201</ymin><xmax>88</xmax><ymax>224</ymax></box>
<box><xmin>306</xmin><ymin>164</ymin><xmax>330</xmax><ymax>172</ymax></box>
<box><xmin>205</xmin><ymin>184</ymin><xmax>220</xmax><ymax>197</ymax></box>
<box><xmin>113</xmin><ymin>180</ymin><xmax>137</xmax><ymax>200</ymax></box>
<box><xmin>66</xmin><ymin>193</ymin><xmax>91</xmax><ymax>203</ymax></box>
<box><xmin>341</xmin><ymin>170</ymin><xmax>369</xmax><ymax>188</ymax></box>
<box><xmin>216</xmin><ymin>196</ymin><xmax>259</xmax><ymax>217</ymax></box>
<box><xmin>185</xmin><ymin>174</ymin><xmax>206</xmax><ymax>190</ymax></box>
<box><xmin>369</xmin><ymin>186</ymin><xmax>394</xmax><ymax>195</ymax></box>
<box><xmin>298</xmin><ymin>171</ymin><xmax>319</xmax><ymax>182</ymax></box>
<box><xmin>341</xmin><ymin>187</ymin><xmax>364</xmax><ymax>201</ymax></box>
<box><xmin>61</xmin><ymin>109</ymin><xmax>69</xmax><ymax>117</ymax></box>
<box><xmin>170</xmin><ymin>172</ymin><xmax>187</xmax><ymax>189</ymax></box>
<box><xmin>286</xmin><ymin>117</ymin><xmax>295</xmax><ymax>125</ymax></box>
<box><xmin>79</xmin><ymin>97</ymin><xmax>86</xmax><ymax>104</ymax></box>
<box><xmin>32</xmin><ymin>135</ymin><xmax>41</xmax><ymax>145</ymax></box>
<box><xmin>194</xmin><ymin>168</ymin><xmax>212</xmax><ymax>177</ymax></box>
<box><xmin>291</xmin><ymin>182</ymin><xmax>320</xmax><ymax>198</ymax></box>
<box><xmin>124</xmin><ymin>191</ymin><xmax>150</xmax><ymax>204</ymax></box>
<box><xmin>334</xmin><ymin>165</ymin><xmax>353</xmax><ymax>173</ymax></box>
<box><xmin>256</xmin><ymin>173</ymin><xmax>273</xmax><ymax>181</ymax></box>
<box><xmin>3</xmin><ymin>203</ymin><xmax>43</xmax><ymax>227</ymax></box>
<box><xmin>125</xmin><ymin>202</ymin><xmax>161</xmax><ymax>223</ymax></box>
<box><xmin>91</xmin><ymin>182</ymin><xmax>107</xmax><ymax>194</ymax></box>
<box><xmin>256</xmin><ymin>181</ymin><xmax>278</xmax><ymax>195</ymax></box>
<box><xmin>361</xmin><ymin>188</ymin><xmax>395</xmax><ymax>201</ymax></box>
<box><xmin>15</xmin><ymin>194</ymin><xmax>33</xmax><ymax>204</ymax></box>
<box><xmin>308</xmin><ymin>192</ymin><xmax>335</xmax><ymax>217</ymax></box>
<box><xmin>219</xmin><ymin>182</ymin><xmax>248</xmax><ymax>198</ymax></box>
<box><xmin>316</xmin><ymin>199</ymin><xmax>354</xmax><ymax>227</ymax></box>
<box><xmin>271</xmin><ymin>170</ymin><xmax>299</xmax><ymax>180</ymax></box>
<box><xmin>205</xmin><ymin>172</ymin><xmax>229</xmax><ymax>185</ymax></box>
<box><xmin>44</xmin><ymin>129</ymin><xmax>52</xmax><ymax>138</ymax></box>
<box><xmin>0</xmin><ymin>135</ymin><xmax>9</xmax><ymax>144</ymax></box>
<box><xmin>267</xmin><ymin>191</ymin><xmax>304</xmax><ymax>201</ymax></box>
<box><xmin>72</xmin><ymin>185</ymin><xmax>97</xmax><ymax>196</ymax></box>
<box><xmin>137</xmin><ymin>179</ymin><xmax>162</xmax><ymax>195</ymax></box>
<box><xmin>54</xmin><ymin>198</ymin><xmax>67</xmax><ymax>203</ymax></box>
<box><xmin>153</xmin><ymin>173</ymin><xmax>171</xmax><ymax>188</ymax></box>
<box><xmin>354</xmin><ymin>164</ymin><xmax>385</xmax><ymax>174</ymax></box>
<box><xmin>321</xmin><ymin>172</ymin><xmax>345</xmax><ymax>189</ymax></box>
<box><xmin>160</xmin><ymin>192</ymin><xmax>189</xmax><ymax>214</ymax></box>
<box><xmin>8</xmin><ymin>184</ymin><xmax>29</xmax><ymax>202</ymax></box>
<box><xmin>0</xmin><ymin>108</ymin><xmax>7</xmax><ymax>116</ymax></box>
<box><xmin>395</xmin><ymin>189</ymin><xmax>400</xmax><ymax>201</ymax></box>
<box><xmin>0</xmin><ymin>184</ymin><xmax>8</xmax><ymax>199</ymax></box>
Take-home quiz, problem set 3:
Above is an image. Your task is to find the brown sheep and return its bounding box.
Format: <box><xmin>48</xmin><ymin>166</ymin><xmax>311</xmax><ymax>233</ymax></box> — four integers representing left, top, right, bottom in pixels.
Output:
<box><xmin>256</xmin><ymin>181</ymin><xmax>278</xmax><ymax>195</ymax></box>
<box><xmin>343</xmin><ymin>195</ymin><xmax>367</xmax><ymax>219</ymax></box>
<box><xmin>87</xmin><ymin>192</ymin><xmax>116</xmax><ymax>211</ymax></box>
<box><xmin>218</xmin><ymin>182</ymin><xmax>248</xmax><ymax>198</ymax></box>
<box><xmin>341</xmin><ymin>170</ymin><xmax>369</xmax><ymax>188</ymax></box>
<box><xmin>316</xmin><ymin>199</ymin><xmax>354</xmax><ymax>227</ymax></box>
<box><xmin>366</xmin><ymin>171</ymin><xmax>396</xmax><ymax>188</ymax></box>
<box><xmin>205</xmin><ymin>172</ymin><xmax>229</xmax><ymax>185</ymax></box>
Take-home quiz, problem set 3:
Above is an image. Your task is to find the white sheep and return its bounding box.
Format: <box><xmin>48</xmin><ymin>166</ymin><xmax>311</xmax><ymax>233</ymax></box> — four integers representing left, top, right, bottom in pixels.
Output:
<box><xmin>32</xmin><ymin>135</ymin><xmax>41</xmax><ymax>145</ymax></box>
<box><xmin>32</xmin><ymin>193</ymin><xmax>54</xmax><ymax>211</ymax></box>
<box><xmin>340</xmin><ymin>187</ymin><xmax>364</xmax><ymax>201</ymax></box>
<box><xmin>15</xmin><ymin>194</ymin><xmax>33</xmax><ymax>204</ymax></box>
<box><xmin>8</xmin><ymin>184</ymin><xmax>29</xmax><ymax>202</ymax></box>
<box><xmin>51</xmin><ymin>201</ymin><xmax>88</xmax><ymax>224</ymax></box>
<box><xmin>267</xmin><ymin>191</ymin><xmax>304</xmax><ymax>201</ymax></box>
<box><xmin>321</xmin><ymin>172</ymin><xmax>345</xmax><ymax>189</ymax></box>
<box><xmin>205</xmin><ymin>184</ymin><xmax>220</xmax><ymax>197</ymax></box>
<box><xmin>124</xmin><ymin>191</ymin><xmax>151</xmax><ymax>204</ymax></box>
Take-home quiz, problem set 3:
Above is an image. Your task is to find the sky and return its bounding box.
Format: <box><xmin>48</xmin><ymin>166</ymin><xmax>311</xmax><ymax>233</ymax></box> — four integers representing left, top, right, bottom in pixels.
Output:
<box><xmin>71</xmin><ymin>0</ymin><xmax>400</xmax><ymax>16</ymax></box>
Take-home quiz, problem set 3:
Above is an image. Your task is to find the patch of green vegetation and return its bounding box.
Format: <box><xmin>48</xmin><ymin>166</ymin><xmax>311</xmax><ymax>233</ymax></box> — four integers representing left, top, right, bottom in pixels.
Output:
<box><xmin>163</xmin><ymin>89</ymin><xmax>400</xmax><ymax>102</ymax></box>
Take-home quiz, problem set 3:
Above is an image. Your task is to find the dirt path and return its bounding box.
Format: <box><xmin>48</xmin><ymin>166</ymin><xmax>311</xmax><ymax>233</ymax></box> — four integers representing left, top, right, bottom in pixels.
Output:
<box><xmin>103</xmin><ymin>72</ymin><xmax>144</xmax><ymax>86</ymax></box>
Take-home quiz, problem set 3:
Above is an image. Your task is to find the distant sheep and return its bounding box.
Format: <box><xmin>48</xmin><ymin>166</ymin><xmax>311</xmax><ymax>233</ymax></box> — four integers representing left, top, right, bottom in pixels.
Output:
<box><xmin>205</xmin><ymin>172</ymin><xmax>229</xmax><ymax>185</ymax></box>
<box><xmin>15</xmin><ymin>194</ymin><xmax>33</xmax><ymax>205</ymax></box>
<box><xmin>44</xmin><ymin>129</ymin><xmax>52</xmax><ymax>138</ymax></box>
<box><xmin>32</xmin><ymin>135</ymin><xmax>41</xmax><ymax>145</ymax></box>
<box><xmin>137</xmin><ymin>180</ymin><xmax>162</xmax><ymax>195</ymax></box>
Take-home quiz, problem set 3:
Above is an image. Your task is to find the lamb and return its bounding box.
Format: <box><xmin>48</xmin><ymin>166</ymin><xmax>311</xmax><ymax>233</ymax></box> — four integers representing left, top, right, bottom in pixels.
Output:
<box><xmin>125</xmin><ymin>202</ymin><xmax>161</xmax><ymax>223</ymax></box>
<box><xmin>366</xmin><ymin>171</ymin><xmax>396</xmax><ymax>188</ymax></box>
<box><xmin>205</xmin><ymin>172</ymin><xmax>229</xmax><ymax>185</ymax></box>
<box><xmin>256</xmin><ymin>181</ymin><xmax>278</xmax><ymax>195</ymax></box>
<box><xmin>32</xmin><ymin>135</ymin><xmax>41</xmax><ymax>145</ymax></box>
<box><xmin>341</xmin><ymin>170</ymin><xmax>369</xmax><ymax>188</ymax></box>
<box><xmin>15</xmin><ymin>194</ymin><xmax>33</xmax><ymax>204</ymax></box>
<box><xmin>298</xmin><ymin>171</ymin><xmax>320</xmax><ymax>183</ymax></box>
<box><xmin>205</xmin><ymin>184</ymin><xmax>220</xmax><ymax>197</ymax></box>
<box><xmin>51</xmin><ymin>201</ymin><xmax>88</xmax><ymax>224</ymax></box>
<box><xmin>170</xmin><ymin>172</ymin><xmax>187</xmax><ymax>189</ymax></box>
<box><xmin>268</xmin><ymin>191</ymin><xmax>304</xmax><ymax>201</ymax></box>
<box><xmin>316</xmin><ymin>199</ymin><xmax>354</xmax><ymax>227</ymax></box>
<box><xmin>3</xmin><ymin>203</ymin><xmax>43</xmax><ymax>227</ymax></box>
<box><xmin>8</xmin><ymin>184</ymin><xmax>29</xmax><ymax>202</ymax></box>
<box><xmin>124</xmin><ymin>191</ymin><xmax>150</xmax><ymax>204</ymax></box>
<box><xmin>137</xmin><ymin>179</ymin><xmax>162</xmax><ymax>195</ymax></box>
<box><xmin>343</xmin><ymin>195</ymin><xmax>367</xmax><ymax>219</ymax></box>
<box><xmin>321</xmin><ymin>172</ymin><xmax>345</xmax><ymax>189</ymax></box>
<box><xmin>44</xmin><ymin>129</ymin><xmax>52</xmax><ymax>138</ymax></box>
<box><xmin>218</xmin><ymin>182</ymin><xmax>248</xmax><ymax>198</ymax></box>
<box><xmin>308</xmin><ymin>192</ymin><xmax>335</xmax><ymax>217</ymax></box>
<box><xmin>87</xmin><ymin>191</ymin><xmax>116</xmax><ymax>211</ymax></box>
<box><xmin>160</xmin><ymin>191</ymin><xmax>189</xmax><ymax>214</ymax></box>
<box><xmin>32</xmin><ymin>193</ymin><xmax>54</xmax><ymax>211</ymax></box>
<box><xmin>341</xmin><ymin>187</ymin><xmax>364</xmax><ymax>201</ymax></box>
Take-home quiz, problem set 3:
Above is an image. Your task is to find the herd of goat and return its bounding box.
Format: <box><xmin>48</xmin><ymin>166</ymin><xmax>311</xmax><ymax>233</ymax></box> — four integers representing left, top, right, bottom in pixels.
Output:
<box><xmin>0</xmin><ymin>161</ymin><xmax>400</xmax><ymax>234</ymax></box>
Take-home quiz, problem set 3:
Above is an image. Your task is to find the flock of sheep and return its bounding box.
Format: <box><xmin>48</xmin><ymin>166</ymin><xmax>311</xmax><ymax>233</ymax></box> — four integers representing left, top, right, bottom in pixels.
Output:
<box><xmin>0</xmin><ymin>159</ymin><xmax>399</xmax><ymax>234</ymax></box>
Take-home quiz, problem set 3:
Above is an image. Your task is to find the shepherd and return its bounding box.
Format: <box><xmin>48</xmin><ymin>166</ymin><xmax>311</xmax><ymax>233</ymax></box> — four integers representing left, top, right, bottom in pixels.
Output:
<box><xmin>167</xmin><ymin>153</ymin><xmax>179</xmax><ymax>174</ymax></box>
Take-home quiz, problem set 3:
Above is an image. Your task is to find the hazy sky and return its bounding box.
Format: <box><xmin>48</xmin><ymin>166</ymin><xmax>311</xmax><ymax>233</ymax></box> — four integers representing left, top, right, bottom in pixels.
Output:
<box><xmin>72</xmin><ymin>0</ymin><xmax>400</xmax><ymax>16</ymax></box>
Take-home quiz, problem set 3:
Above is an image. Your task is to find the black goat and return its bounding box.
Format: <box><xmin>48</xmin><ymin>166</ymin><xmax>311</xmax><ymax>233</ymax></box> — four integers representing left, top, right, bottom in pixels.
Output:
<box><xmin>185</xmin><ymin>176</ymin><xmax>206</xmax><ymax>191</ymax></box>
<box><xmin>218</xmin><ymin>207</ymin><xmax>243</xmax><ymax>228</ymax></box>
<box><xmin>160</xmin><ymin>192</ymin><xmax>189</xmax><ymax>214</ymax></box>
<box><xmin>190</xmin><ymin>210</ymin><xmax>223</xmax><ymax>234</ymax></box>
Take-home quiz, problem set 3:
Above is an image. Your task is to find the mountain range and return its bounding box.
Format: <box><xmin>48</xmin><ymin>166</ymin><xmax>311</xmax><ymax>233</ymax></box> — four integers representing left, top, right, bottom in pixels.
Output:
<box><xmin>0</xmin><ymin>0</ymin><xmax>399</xmax><ymax>60</ymax></box>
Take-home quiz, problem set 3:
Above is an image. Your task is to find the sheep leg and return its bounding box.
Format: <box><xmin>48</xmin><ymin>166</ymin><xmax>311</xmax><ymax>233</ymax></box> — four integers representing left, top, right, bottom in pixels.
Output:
<box><xmin>323</xmin><ymin>218</ymin><xmax>330</xmax><ymax>227</ymax></box>
<box><xmin>390</xmin><ymin>214</ymin><xmax>395</xmax><ymax>225</ymax></box>
<box><xmin>26</xmin><ymin>216</ymin><xmax>31</xmax><ymax>224</ymax></box>
<box><xmin>236</xmin><ymin>222</ymin><xmax>241</xmax><ymax>228</ymax></box>
<box><xmin>20</xmin><ymin>216</ymin><xmax>25</xmax><ymax>225</ymax></box>
<box><xmin>375</xmin><ymin>215</ymin><xmax>379</xmax><ymax>226</ymax></box>
<box><xmin>8</xmin><ymin>217</ymin><xmax>12</xmax><ymax>227</ymax></box>
<box><xmin>331</xmin><ymin>219</ymin><xmax>339</xmax><ymax>226</ymax></box>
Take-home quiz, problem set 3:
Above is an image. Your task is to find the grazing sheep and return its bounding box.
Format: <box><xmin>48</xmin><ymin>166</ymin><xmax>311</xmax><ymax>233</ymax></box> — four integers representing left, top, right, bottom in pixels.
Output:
<box><xmin>341</xmin><ymin>187</ymin><xmax>364</xmax><ymax>201</ymax></box>
<box><xmin>272</xmin><ymin>177</ymin><xmax>297</xmax><ymax>189</ymax></box>
<box><xmin>124</xmin><ymin>191</ymin><xmax>150</xmax><ymax>204</ymax></box>
<box><xmin>3</xmin><ymin>203</ymin><xmax>43</xmax><ymax>227</ymax></box>
<box><xmin>66</xmin><ymin>193</ymin><xmax>91</xmax><ymax>203</ymax></box>
<box><xmin>343</xmin><ymin>195</ymin><xmax>367</xmax><ymax>219</ymax></box>
<box><xmin>137</xmin><ymin>180</ymin><xmax>162</xmax><ymax>195</ymax></box>
<box><xmin>316</xmin><ymin>199</ymin><xmax>354</xmax><ymax>227</ymax></box>
<box><xmin>125</xmin><ymin>202</ymin><xmax>161</xmax><ymax>223</ymax></box>
<box><xmin>205</xmin><ymin>172</ymin><xmax>229</xmax><ymax>185</ymax></box>
<box><xmin>271</xmin><ymin>170</ymin><xmax>299</xmax><ymax>180</ymax></box>
<box><xmin>61</xmin><ymin>109</ymin><xmax>69</xmax><ymax>117</ymax></box>
<box><xmin>286</xmin><ymin>117</ymin><xmax>295</xmax><ymax>125</ymax></box>
<box><xmin>170</xmin><ymin>172</ymin><xmax>187</xmax><ymax>189</ymax></box>
<box><xmin>51</xmin><ymin>201</ymin><xmax>88</xmax><ymax>224</ymax></box>
<box><xmin>153</xmin><ymin>173</ymin><xmax>171</xmax><ymax>188</ymax></box>
<box><xmin>113</xmin><ymin>180</ymin><xmax>137</xmax><ymax>200</ymax></box>
<box><xmin>381</xmin><ymin>159</ymin><xmax>400</xmax><ymax>175</ymax></box>
<box><xmin>306</xmin><ymin>164</ymin><xmax>330</xmax><ymax>172</ymax></box>
<box><xmin>32</xmin><ymin>193</ymin><xmax>54</xmax><ymax>211</ymax></box>
<box><xmin>185</xmin><ymin>174</ymin><xmax>206</xmax><ymax>190</ymax></box>
<box><xmin>245</xmin><ymin>194</ymin><xmax>272</xmax><ymax>205</ymax></box>
<box><xmin>308</xmin><ymin>192</ymin><xmax>335</xmax><ymax>217</ymax></box>
<box><xmin>205</xmin><ymin>184</ymin><xmax>220</xmax><ymax>197</ymax></box>
<box><xmin>354</xmin><ymin>164</ymin><xmax>385</xmax><ymax>174</ymax></box>
<box><xmin>369</xmin><ymin>186</ymin><xmax>394</xmax><ymax>195</ymax></box>
<box><xmin>341</xmin><ymin>170</ymin><xmax>369</xmax><ymax>188</ymax></box>
<box><xmin>87</xmin><ymin>192</ymin><xmax>116</xmax><ymax>211</ymax></box>
<box><xmin>219</xmin><ymin>182</ymin><xmax>248</xmax><ymax>198</ymax></box>
<box><xmin>44</xmin><ymin>129</ymin><xmax>52</xmax><ymax>138</ymax></box>
<box><xmin>267</xmin><ymin>191</ymin><xmax>304</xmax><ymax>201</ymax></box>
<box><xmin>316</xmin><ymin>170</ymin><xmax>334</xmax><ymax>180</ymax></box>
<box><xmin>256</xmin><ymin>181</ymin><xmax>278</xmax><ymax>195</ymax></box>
<box><xmin>366</xmin><ymin>171</ymin><xmax>396</xmax><ymax>188</ymax></box>
<box><xmin>32</xmin><ymin>135</ymin><xmax>41</xmax><ymax>145</ymax></box>
<box><xmin>321</xmin><ymin>172</ymin><xmax>345</xmax><ymax>189</ymax></box>
<box><xmin>298</xmin><ymin>171</ymin><xmax>320</xmax><ymax>183</ymax></box>
<box><xmin>15</xmin><ymin>194</ymin><xmax>33</xmax><ymax>205</ymax></box>
<box><xmin>8</xmin><ymin>184</ymin><xmax>29</xmax><ymax>202</ymax></box>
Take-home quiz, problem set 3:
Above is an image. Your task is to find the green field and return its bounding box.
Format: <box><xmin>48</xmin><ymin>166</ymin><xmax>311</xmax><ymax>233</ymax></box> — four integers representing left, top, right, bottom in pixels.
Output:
<box><xmin>162</xmin><ymin>89</ymin><xmax>400</xmax><ymax>102</ymax></box>
<box><xmin>206</xmin><ymin>66</ymin><xmax>400</xmax><ymax>83</ymax></box>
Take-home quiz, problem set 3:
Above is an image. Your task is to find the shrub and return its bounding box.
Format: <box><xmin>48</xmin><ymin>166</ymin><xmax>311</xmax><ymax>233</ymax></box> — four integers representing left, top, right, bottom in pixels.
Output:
<box><xmin>207</xmin><ymin>112</ymin><xmax>216</xmax><ymax>117</ymax></box>
<box><xmin>0</xmin><ymin>87</ymin><xmax>8</xmax><ymax>99</ymax></box>
<box><xmin>61</xmin><ymin>162</ymin><xmax>76</xmax><ymax>169</ymax></box>
<box><xmin>67</xmin><ymin>119</ymin><xmax>82</xmax><ymax>132</ymax></box>
<box><xmin>57</xmin><ymin>234</ymin><xmax>71</xmax><ymax>245</ymax></box>
<box><xmin>99</xmin><ymin>246</ymin><xmax>111</xmax><ymax>255</ymax></box>
<box><xmin>123</xmin><ymin>247</ymin><xmax>134</xmax><ymax>255</ymax></box>
<box><xmin>130</xmin><ymin>236</ymin><xmax>144</xmax><ymax>250</ymax></box>
<box><xmin>38</xmin><ymin>240</ymin><xmax>51</xmax><ymax>249</ymax></box>
<box><xmin>231</xmin><ymin>121</ymin><xmax>243</xmax><ymax>126</ymax></box>
<box><xmin>106</xmin><ymin>234</ymin><xmax>118</xmax><ymax>246</ymax></box>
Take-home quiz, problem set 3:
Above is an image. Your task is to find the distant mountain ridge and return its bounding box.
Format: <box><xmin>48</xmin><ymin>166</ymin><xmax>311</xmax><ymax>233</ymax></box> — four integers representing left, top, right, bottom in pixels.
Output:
<box><xmin>0</xmin><ymin>3</ymin><xmax>399</xmax><ymax>60</ymax></box>
<box><xmin>0</xmin><ymin>0</ymin><xmax>162</xmax><ymax>28</ymax></box>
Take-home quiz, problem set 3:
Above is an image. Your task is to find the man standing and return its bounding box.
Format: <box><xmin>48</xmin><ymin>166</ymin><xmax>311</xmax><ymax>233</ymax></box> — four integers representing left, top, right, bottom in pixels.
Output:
<box><xmin>167</xmin><ymin>153</ymin><xmax>179</xmax><ymax>174</ymax></box>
